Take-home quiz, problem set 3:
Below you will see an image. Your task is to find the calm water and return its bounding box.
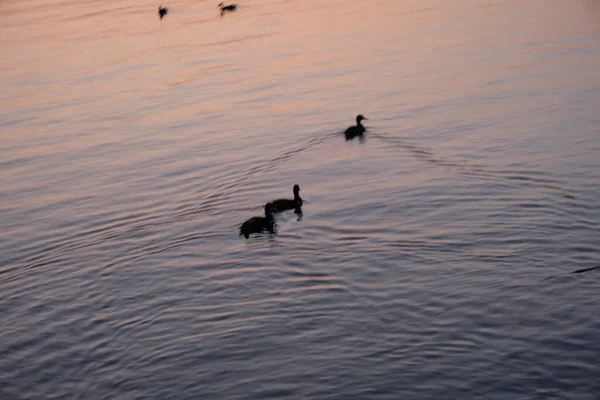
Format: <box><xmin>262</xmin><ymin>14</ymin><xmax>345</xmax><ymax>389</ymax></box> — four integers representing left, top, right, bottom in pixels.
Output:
<box><xmin>2</xmin><ymin>0</ymin><xmax>600</xmax><ymax>398</ymax></box>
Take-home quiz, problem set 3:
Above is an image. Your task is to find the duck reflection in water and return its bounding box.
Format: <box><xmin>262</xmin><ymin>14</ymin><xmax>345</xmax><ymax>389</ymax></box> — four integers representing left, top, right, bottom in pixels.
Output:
<box><xmin>344</xmin><ymin>114</ymin><xmax>368</xmax><ymax>141</ymax></box>
<box><xmin>240</xmin><ymin>203</ymin><xmax>276</xmax><ymax>239</ymax></box>
<box><xmin>269</xmin><ymin>184</ymin><xmax>303</xmax><ymax>217</ymax></box>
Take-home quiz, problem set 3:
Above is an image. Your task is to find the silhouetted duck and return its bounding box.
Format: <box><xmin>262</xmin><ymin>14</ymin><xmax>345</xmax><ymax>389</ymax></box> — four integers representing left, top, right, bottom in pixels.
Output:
<box><xmin>240</xmin><ymin>203</ymin><xmax>275</xmax><ymax>238</ymax></box>
<box><xmin>218</xmin><ymin>2</ymin><xmax>237</xmax><ymax>13</ymax></box>
<box><xmin>158</xmin><ymin>5</ymin><xmax>168</xmax><ymax>19</ymax></box>
<box><xmin>344</xmin><ymin>114</ymin><xmax>368</xmax><ymax>139</ymax></box>
<box><xmin>270</xmin><ymin>184</ymin><xmax>302</xmax><ymax>213</ymax></box>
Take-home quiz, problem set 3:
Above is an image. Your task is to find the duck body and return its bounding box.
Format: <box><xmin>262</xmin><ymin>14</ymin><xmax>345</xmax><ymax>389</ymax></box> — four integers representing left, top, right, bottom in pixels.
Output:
<box><xmin>270</xmin><ymin>184</ymin><xmax>302</xmax><ymax>213</ymax></box>
<box><xmin>218</xmin><ymin>2</ymin><xmax>237</xmax><ymax>13</ymax></box>
<box><xmin>240</xmin><ymin>203</ymin><xmax>275</xmax><ymax>238</ymax></box>
<box><xmin>158</xmin><ymin>6</ymin><xmax>168</xmax><ymax>19</ymax></box>
<box><xmin>344</xmin><ymin>114</ymin><xmax>368</xmax><ymax>140</ymax></box>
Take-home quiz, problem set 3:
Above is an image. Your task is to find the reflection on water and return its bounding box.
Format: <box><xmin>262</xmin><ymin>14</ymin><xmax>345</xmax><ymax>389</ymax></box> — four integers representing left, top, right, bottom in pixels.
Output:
<box><xmin>1</xmin><ymin>0</ymin><xmax>600</xmax><ymax>398</ymax></box>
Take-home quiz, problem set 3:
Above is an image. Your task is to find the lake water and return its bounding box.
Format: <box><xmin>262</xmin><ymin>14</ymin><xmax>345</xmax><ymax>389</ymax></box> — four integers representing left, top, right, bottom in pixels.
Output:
<box><xmin>1</xmin><ymin>0</ymin><xmax>600</xmax><ymax>398</ymax></box>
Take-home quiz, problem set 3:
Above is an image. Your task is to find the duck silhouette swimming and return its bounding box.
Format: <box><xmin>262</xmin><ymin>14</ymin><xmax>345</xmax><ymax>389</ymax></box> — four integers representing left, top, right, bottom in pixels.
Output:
<box><xmin>218</xmin><ymin>2</ymin><xmax>237</xmax><ymax>14</ymax></box>
<box><xmin>344</xmin><ymin>114</ymin><xmax>368</xmax><ymax>140</ymax></box>
<box><xmin>158</xmin><ymin>5</ymin><xmax>168</xmax><ymax>19</ymax></box>
<box><xmin>240</xmin><ymin>203</ymin><xmax>275</xmax><ymax>238</ymax></box>
<box><xmin>270</xmin><ymin>184</ymin><xmax>302</xmax><ymax>213</ymax></box>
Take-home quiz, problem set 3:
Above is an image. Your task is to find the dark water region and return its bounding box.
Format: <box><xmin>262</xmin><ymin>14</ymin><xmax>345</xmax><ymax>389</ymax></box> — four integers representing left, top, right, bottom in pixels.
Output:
<box><xmin>1</xmin><ymin>0</ymin><xmax>600</xmax><ymax>398</ymax></box>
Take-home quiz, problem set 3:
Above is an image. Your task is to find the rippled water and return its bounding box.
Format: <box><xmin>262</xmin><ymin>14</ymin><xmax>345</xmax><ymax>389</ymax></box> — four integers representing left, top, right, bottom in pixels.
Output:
<box><xmin>2</xmin><ymin>0</ymin><xmax>600</xmax><ymax>398</ymax></box>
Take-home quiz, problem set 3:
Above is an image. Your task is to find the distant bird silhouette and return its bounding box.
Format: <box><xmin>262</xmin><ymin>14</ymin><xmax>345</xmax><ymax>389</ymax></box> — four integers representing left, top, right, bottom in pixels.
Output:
<box><xmin>270</xmin><ymin>184</ymin><xmax>303</xmax><ymax>214</ymax></box>
<box><xmin>344</xmin><ymin>114</ymin><xmax>368</xmax><ymax>140</ymax></box>
<box><xmin>218</xmin><ymin>2</ymin><xmax>237</xmax><ymax>14</ymax></box>
<box><xmin>240</xmin><ymin>203</ymin><xmax>275</xmax><ymax>239</ymax></box>
<box><xmin>158</xmin><ymin>5</ymin><xmax>168</xmax><ymax>19</ymax></box>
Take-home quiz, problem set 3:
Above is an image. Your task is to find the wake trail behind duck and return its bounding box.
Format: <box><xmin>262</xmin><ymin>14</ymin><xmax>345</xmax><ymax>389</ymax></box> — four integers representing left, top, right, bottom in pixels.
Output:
<box><xmin>369</xmin><ymin>131</ymin><xmax>575</xmax><ymax>200</ymax></box>
<box><xmin>6</xmin><ymin>132</ymin><xmax>338</xmax><ymax>280</ymax></box>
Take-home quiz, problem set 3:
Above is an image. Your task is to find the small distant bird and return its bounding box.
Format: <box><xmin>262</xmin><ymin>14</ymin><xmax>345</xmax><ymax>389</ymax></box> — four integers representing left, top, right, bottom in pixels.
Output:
<box><xmin>239</xmin><ymin>203</ymin><xmax>275</xmax><ymax>239</ymax></box>
<box><xmin>270</xmin><ymin>184</ymin><xmax>303</xmax><ymax>214</ymax></box>
<box><xmin>158</xmin><ymin>5</ymin><xmax>168</xmax><ymax>19</ymax></box>
<box><xmin>218</xmin><ymin>2</ymin><xmax>237</xmax><ymax>14</ymax></box>
<box><xmin>344</xmin><ymin>114</ymin><xmax>368</xmax><ymax>140</ymax></box>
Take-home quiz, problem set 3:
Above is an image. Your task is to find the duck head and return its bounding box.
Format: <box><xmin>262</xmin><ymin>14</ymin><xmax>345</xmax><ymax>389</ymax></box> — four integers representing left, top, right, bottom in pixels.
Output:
<box><xmin>356</xmin><ymin>114</ymin><xmax>368</xmax><ymax>124</ymax></box>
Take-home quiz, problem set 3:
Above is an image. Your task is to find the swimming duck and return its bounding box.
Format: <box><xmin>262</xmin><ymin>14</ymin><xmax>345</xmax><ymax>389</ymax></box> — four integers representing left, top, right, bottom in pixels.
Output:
<box><xmin>158</xmin><ymin>5</ymin><xmax>168</xmax><ymax>19</ymax></box>
<box><xmin>344</xmin><ymin>114</ymin><xmax>368</xmax><ymax>139</ymax></box>
<box><xmin>270</xmin><ymin>184</ymin><xmax>302</xmax><ymax>213</ymax></box>
<box><xmin>218</xmin><ymin>2</ymin><xmax>237</xmax><ymax>13</ymax></box>
<box><xmin>240</xmin><ymin>203</ymin><xmax>275</xmax><ymax>238</ymax></box>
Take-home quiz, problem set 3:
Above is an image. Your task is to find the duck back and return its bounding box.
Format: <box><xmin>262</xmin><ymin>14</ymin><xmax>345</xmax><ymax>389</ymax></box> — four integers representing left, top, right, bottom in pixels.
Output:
<box><xmin>240</xmin><ymin>204</ymin><xmax>275</xmax><ymax>238</ymax></box>
<box><xmin>344</xmin><ymin>124</ymin><xmax>365</xmax><ymax>139</ymax></box>
<box><xmin>270</xmin><ymin>184</ymin><xmax>302</xmax><ymax>213</ymax></box>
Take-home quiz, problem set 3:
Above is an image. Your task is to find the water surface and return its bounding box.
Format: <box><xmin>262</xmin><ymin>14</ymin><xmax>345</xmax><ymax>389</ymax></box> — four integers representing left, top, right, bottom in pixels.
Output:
<box><xmin>1</xmin><ymin>0</ymin><xmax>600</xmax><ymax>398</ymax></box>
